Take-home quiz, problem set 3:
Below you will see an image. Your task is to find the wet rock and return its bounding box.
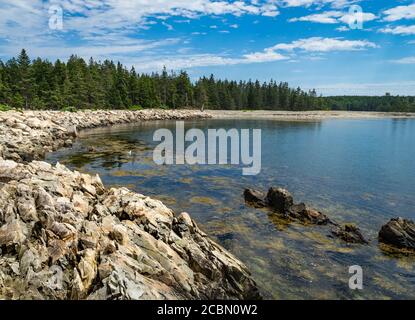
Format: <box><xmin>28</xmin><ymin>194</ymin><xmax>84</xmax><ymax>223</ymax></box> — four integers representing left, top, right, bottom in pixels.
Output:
<box><xmin>244</xmin><ymin>186</ymin><xmax>333</xmax><ymax>226</ymax></box>
<box><xmin>266</xmin><ymin>187</ymin><xmax>294</xmax><ymax>213</ymax></box>
<box><xmin>243</xmin><ymin>189</ymin><xmax>266</xmax><ymax>208</ymax></box>
<box><xmin>289</xmin><ymin>203</ymin><xmax>330</xmax><ymax>225</ymax></box>
<box><xmin>379</xmin><ymin>218</ymin><xmax>415</xmax><ymax>251</ymax></box>
<box><xmin>331</xmin><ymin>224</ymin><xmax>368</xmax><ymax>244</ymax></box>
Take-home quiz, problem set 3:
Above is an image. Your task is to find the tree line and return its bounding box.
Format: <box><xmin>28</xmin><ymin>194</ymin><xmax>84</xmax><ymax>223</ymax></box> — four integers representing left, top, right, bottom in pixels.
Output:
<box><xmin>0</xmin><ymin>49</ymin><xmax>414</xmax><ymax>112</ymax></box>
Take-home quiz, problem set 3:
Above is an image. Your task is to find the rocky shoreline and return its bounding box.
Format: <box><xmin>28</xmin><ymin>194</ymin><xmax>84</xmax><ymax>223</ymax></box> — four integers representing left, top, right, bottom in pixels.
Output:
<box><xmin>0</xmin><ymin>110</ymin><xmax>260</xmax><ymax>300</ymax></box>
<box><xmin>0</xmin><ymin>110</ymin><xmax>210</xmax><ymax>163</ymax></box>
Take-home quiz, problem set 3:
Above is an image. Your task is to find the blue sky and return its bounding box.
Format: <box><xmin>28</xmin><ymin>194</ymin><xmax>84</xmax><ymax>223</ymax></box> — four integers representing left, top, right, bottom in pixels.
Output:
<box><xmin>0</xmin><ymin>0</ymin><xmax>414</xmax><ymax>95</ymax></box>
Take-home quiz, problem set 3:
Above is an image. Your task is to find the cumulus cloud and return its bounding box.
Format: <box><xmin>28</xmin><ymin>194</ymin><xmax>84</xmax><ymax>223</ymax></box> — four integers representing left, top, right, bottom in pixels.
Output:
<box><xmin>0</xmin><ymin>0</ymin><xmax>279</xmax><ymax>45</ymax></box>
<box><xmin>242</xmin><ymin>49</ymin><xmax>288</xmax><ymax>62</ymax></box>
<box><xmin>270</xmin><ymin>37</ymin><xmax>377</xmax><ymax>52</ymax></box>
<box><xmin>260</xmin><ymin>3</ymin><xmax>280</xmax><ymax>17</ymax></box>
<box><xmin>278</xmin><ymin>0</ymin><xmax>360</xmax><ymax>9</ymax></box>
<box><xmin>0</xmin><ymin>0</ymin><xmax>288</xmax><ymax>64</ymax></box>
<box><xmin>380</xmin><ymin>25</ymin><xmax>415</xmax><ymax>35</ymax></box>
<box><xmin>289</xmin><ymin>11</ymin><xmax>341</xmax><ymax>23</ymax></box>
<box><xmin>289</xmin><ymin>10</ymin><xmax>377</xmax><ymax>25</ymax></box>
<box><xmin>126</xmin><ymin>36</ymin><xmax>378</xmax><ymax>71</ymax></box>
<box><xmin>124</xmin><ymin>50</ymin><xmax>288</xmax><ymax>70</ymax></box>
<box><xmin>339</xmin><ymin>11</ymin><xmax>377</xmax><ymax>25</ymax></box>
<box><xmin>383</xmin><ymin>4</ymin><xmax>415</xmax><ymax>22</ymax></box>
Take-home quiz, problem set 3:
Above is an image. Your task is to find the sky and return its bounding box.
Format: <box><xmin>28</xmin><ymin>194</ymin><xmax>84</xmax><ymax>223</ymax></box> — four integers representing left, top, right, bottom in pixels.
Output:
<box><xmin>0</xmin><ymin>0</ymin><xmax>414</xmax><ymax>96</ymax></box>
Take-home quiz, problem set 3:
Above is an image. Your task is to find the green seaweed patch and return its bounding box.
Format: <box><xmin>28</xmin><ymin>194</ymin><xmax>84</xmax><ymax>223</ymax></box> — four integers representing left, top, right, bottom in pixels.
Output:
<box><xmin>378</xmin><ymin>242</ymin><xmax>415</xmax><ymax>257</ymax></box>
<box><xmin>372</xmin><ymin>273</ymin><xmax>410</xmax><ymax>296</ymax></box>
<box><xmin>179</xmin><ymin>177</ymin><xmax>193</xmax><ymax>184</ymax></box>
<box><xmin>189</xmin><ymin>196</ymin><xmax>221</xmax><ymax>206</ymax></box>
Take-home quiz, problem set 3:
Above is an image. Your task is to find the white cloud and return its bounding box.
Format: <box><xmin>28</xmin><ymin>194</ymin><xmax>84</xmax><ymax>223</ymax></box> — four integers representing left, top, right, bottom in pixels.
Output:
<box><xmin>336</xmin><ymin>26</ymin><xmax>350</xmax><ymax>32</ymax></box>
<box><xmin>242</xmin><ymin>49</ymin><xmax>288</xmax><ymax>62</ymax></box>
<box><xmin>261</xmin><ymin>3</ymin><xmax>280</xmax><ymax>17</ymax></box>
<box><xmin>339</xmin><ymin>11</ymin><xmax>377</xmax><ymax>25</ymax></box>
<box><xmin>270</xmin><ymin>37</ymin><xmax>377</xmax><ymax>52</ymax></box>
<box><xmin>380</xmin><ymin>25</ymin><xmax>415</xmax><ymax>35</ymax></box>
<box><xmin>0</xmin><ymin>38</ymin><xmax>181</xmax><ymax>61</ymax></box>
<box><xmin>289</xmin><ymin>11</ymin><xmax>341</xmax><ymax>23</ymax></box>
<box><xmin>124</xmin><ymin>50</ymin><xmax>288</xmax><ymax>70</ymax></box>
<box><xmin>262</xmin><ymin>10</ymin><xmax>280</xmax><ymax>17</ymax></box>
<box><xmin>289</xmin><ymin>10</ymin><xmax>377</xmax><ymax>25</ymax></box>
<box><xmin>391</xmin><ymin>56</ymin><xmax>415</xmax><ymax>64</ymax></box>
<box><xmin>0</xmin><ymin>0</ymin><xmax>280</xmax><ymax>47</ymax></box>
<box><xmin>278</xmin><ymin>0</ymin><xmax>360</xmax><ymax>9</ymax></box>
<box><xmin>0</xmin><ymin>0</ymin><xmax>290</xmax><ymax>66</ymax></box>
<box><xmin>383</xmin><ymin>4</ymin><xmax>415</xmax><ymax>22</ymax></box>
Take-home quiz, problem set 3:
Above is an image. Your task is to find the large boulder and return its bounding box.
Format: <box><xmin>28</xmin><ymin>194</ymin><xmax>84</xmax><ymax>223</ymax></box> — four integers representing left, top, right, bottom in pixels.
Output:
<box><xmin>379</xmin><ymin>218</ymin><xmax>415</xmax><ymax>251</ymax></box>
<box><xmin>265</xmin><ymin>187</ymin><xmax>294</xmax><ymax>213</ymax></box>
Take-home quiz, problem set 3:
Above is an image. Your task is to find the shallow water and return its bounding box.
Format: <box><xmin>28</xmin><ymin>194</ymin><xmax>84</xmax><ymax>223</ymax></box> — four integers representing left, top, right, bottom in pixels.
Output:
<box><xmin>46</xmin><ymin>118</ymin><xmax>415</xmax><ymax>299</ymax></box>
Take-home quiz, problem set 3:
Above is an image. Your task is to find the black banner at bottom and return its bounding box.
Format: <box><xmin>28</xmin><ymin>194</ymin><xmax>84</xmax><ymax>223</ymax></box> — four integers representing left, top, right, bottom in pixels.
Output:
<box><xmin>0</xmin><ymin>300</ymin><xmax>413</xmax><ymax>319</ymax></box>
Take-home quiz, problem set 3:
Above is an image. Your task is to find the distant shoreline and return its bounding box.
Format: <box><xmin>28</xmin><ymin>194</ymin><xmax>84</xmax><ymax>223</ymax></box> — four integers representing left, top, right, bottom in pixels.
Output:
<box><xmin>207</xmin><ymin>110</ymin><xmax>415</xmax><ymax>120</ymax></box>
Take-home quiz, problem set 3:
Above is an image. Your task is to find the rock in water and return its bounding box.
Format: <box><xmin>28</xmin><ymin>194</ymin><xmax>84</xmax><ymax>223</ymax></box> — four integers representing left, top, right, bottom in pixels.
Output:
<box><xmin>265</xmin><ymin>187</ymin><xmax>294</xmax><ymax>213</ymax></box>
<box><xmin>245</xmin><ymin>187</ymin><xmax>332</xmax><ymax>225</ymax></box>
<box><xmin>379</xmin><ymin>218</ymin><xmax>415</xmax><ymax>251</ymax></box>
<box><xmin>243</xmin><ymin>189</ymin><xmax>266</xmax><ymax>208</ymax></box>
<box><xmin>289</xmin><ymin>203</ymin><xmax>330</xmax><ymax>225</ymax></box>
<box><xmin>331</xmin><ymin>224</ymin><xmax>368</xmax><ymax>244</ymax></box>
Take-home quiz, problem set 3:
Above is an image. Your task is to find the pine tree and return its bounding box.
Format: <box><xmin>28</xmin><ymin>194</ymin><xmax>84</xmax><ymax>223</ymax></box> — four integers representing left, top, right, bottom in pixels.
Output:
<box><xmin>17</xmin><ymin>49</ymin><xmax>32</xmax><ymax>108</ymax></box>
<box><xmin>194</xmin><ymin>82</ymin><xmax>208</xmax><ymax>111</ymax></box>
<box><xmin>1</xmin><ymin>49</ymin><xmax>412</xmax><ymax>113</ymax></box>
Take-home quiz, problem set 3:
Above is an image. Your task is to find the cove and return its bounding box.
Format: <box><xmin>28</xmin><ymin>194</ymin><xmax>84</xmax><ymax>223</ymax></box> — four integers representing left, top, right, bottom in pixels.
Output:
<box><xmin>46</xmin><ymin>118</ymin><xmax>415</xmax><ymax>299</ymax></box>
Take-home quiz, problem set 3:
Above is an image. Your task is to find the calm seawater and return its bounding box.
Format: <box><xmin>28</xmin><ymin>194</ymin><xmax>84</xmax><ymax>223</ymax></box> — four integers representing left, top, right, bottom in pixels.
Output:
<box><xmin>46</xmin><ymin>118</ymin><xmax>415</xmax><ymax>299</ymax></box>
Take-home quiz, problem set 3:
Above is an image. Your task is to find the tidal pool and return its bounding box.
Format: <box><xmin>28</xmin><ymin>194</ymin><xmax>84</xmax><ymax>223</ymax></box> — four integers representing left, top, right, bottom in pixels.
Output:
<box><xmin>46</xmin><ymin>118</ymin><xmax>415</xmax><ymax>299</ymax></box>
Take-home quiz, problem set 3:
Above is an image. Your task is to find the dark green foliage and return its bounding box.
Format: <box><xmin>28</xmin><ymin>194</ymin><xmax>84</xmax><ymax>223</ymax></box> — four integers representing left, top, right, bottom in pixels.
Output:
<box><xmin>0</xmin><ymin>49</ymin><xmax>413</xmax><ymax>112</ymax></box>
<box><xmin>324</xmin><ymin>96</ymin><xmax>415</xmax><ymax>112</ymax></box>
<box><xmin>0</xmin><ymin>104</ymin><xmax>11</xmax><ymax>111</ymax></box>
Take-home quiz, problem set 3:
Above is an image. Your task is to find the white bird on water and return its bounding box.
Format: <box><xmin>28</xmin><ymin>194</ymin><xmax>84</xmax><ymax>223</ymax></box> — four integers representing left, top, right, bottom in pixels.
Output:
<box><xmin>128</xmin><ymin>150</ymin><xmax>132</xmax><ymax>156</ymax></box>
